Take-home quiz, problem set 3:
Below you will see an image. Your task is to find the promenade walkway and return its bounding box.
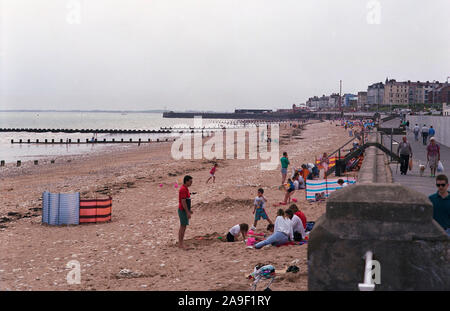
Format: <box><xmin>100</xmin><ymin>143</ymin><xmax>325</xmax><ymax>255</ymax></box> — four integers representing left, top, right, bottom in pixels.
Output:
<box><xmin>381</xmin><ymin>118</ymin><xmax>449</xmax><ymax>197</ymax></box>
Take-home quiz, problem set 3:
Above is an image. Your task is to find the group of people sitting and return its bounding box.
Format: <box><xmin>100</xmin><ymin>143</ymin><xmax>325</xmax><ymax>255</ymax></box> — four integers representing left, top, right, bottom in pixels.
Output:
<box><xmin>226</xmin><ymin>203</ymin><xmax>309</xmax><ymax>250</ymax></box>
<box><xmin>280</xmin><ymin>163</ymin><xmax>322</xmax><ymax>205</ymax></box>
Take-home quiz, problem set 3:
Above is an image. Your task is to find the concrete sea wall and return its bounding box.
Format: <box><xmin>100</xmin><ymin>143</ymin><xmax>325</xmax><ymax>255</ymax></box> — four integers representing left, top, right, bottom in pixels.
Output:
<box><xmin>407</xmin><ymin>115</ymin><xmax>450</xmax><ymax>147</ymax></box>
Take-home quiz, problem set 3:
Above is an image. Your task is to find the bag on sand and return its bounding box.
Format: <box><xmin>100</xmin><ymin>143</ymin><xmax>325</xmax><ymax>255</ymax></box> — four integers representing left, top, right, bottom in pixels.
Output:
<box><xmin>409</xmin><ymin>158</ymin><xmax>413</xmax><ymax>171</ymax></box>
<box><xmin>437</xmin><ymin>161</ymin><xmax>444</xmax><ymax>172</ymax></box>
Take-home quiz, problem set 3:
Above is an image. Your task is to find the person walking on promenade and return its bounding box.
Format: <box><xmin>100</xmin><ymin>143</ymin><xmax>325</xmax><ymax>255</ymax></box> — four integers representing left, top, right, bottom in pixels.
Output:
<box><xmin>421</xmin><ymin>124</ymin><xmax>429</xmax><ymax>145</ymax></box>
<box><xmin>413</xmin><ymin>124</ymin><xmax>420</xmax><ymax>141</ymax></box>
<box><xmin>429</xmin><ymin>125</ymin><xmax>436</xmax><ymax>138</ymax></box>
<box><xmin>178</xmin><ymin>175</ymin><xmax>193</xmax><ymax>249</ymax></box>
<box><xmin>280</xmin><ymin>152</ymin><xmax>290</xmax><ymax>185</ymax></box>
<box><xmin>398</xmin><ymin>136</ymin><xmax>413</xmax><ymax>175</ymax></box>
<box><xmin>428</xmin><ymin>174</ymin><xmax>450</xmax><ymax>236</ymax></box>
<box><xmin>427</xmin><ymin>137</ymin><xmax>440</xmax><ymax>178</ymax></box>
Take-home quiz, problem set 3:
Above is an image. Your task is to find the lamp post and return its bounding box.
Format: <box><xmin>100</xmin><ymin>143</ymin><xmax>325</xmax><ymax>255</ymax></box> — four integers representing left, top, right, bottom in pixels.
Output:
<box><xmin>432</xmin><ymin>80</ymin><xmax>435</xmax><ymax>107</ymax></box>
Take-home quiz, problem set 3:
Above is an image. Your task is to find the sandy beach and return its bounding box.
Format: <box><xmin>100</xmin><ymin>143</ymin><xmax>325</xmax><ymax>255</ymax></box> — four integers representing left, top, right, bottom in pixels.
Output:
<box><xmin>0</xmin><ymin>120</ymin><xmax>350</xmax><ymax>291</ymax></box>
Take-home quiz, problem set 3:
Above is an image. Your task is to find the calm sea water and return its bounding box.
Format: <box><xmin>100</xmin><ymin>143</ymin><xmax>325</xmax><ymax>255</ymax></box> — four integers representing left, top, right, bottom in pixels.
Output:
<box><xmin>0</xmin><ymin>111</ymin><xmax>237</xmax><ymax>163</ymax></box>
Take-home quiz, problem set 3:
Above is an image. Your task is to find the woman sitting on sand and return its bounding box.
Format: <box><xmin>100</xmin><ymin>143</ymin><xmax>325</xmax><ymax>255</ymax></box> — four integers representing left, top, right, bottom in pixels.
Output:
<box><xmin>254</xmin><ymin>209</ymin><xmax>294</xmax><ymax>249</ymax></box>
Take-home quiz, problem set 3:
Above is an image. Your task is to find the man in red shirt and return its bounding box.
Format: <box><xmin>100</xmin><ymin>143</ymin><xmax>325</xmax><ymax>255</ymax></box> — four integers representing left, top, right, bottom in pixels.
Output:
<box><xmin>178</xmin><ymin>175</ymin><xmax>193</xmax><ymax>249</ymax></box>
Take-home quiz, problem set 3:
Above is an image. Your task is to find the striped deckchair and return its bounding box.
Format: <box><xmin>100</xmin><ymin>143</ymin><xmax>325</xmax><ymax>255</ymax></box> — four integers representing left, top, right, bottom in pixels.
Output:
<box><xmin>306</xmin><ymin>177</ymin><xmax>357</xmax><ymax>201</ymax></box>
<box><xmin>79</xmin><ymin>197</ymin><xmax>112</xmax><ymax>223</ymax></box>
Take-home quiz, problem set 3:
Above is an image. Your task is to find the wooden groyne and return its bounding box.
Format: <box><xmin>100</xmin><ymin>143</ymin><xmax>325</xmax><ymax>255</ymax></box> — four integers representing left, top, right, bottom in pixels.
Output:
<box><xmin>0</xmin><ymin>128</ymin><xmax>171</xmax><ymax>134</ymax></box>
<box><xmin>0</xmin><ymin>126</ymin><xmax>248</xmax><ymax>134</ymax></box>
<box><xmin>10</xmin><ymin>138</ymin><xmax>176</xmax><ymax>144</ymax></box>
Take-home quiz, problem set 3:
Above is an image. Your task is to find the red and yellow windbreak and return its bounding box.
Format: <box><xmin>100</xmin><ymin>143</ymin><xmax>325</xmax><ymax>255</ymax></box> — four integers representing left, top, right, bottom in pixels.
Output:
<box><xmin>79</xmin><ymin>197</ymin><xmax>112</xmax><ymax>223</ymax></box>
<box><xmin>315</xmin><ymin>156</ymin><xmax>342</xmax><ymax>169</ymax></box>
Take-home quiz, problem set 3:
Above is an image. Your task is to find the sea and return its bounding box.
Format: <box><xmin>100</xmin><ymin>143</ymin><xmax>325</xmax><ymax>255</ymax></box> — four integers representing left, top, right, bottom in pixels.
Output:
<box><xmin>0</xmin><ymin>111</ymin><xmax>238</xmax><ymax>164</ymax></box>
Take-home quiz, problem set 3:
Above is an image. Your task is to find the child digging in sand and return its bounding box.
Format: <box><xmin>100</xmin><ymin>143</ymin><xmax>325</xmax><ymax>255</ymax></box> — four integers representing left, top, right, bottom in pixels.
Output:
<box><xmin>206</xmin><ymin>163</ymin><xmax>218</xmax><ymax>184</ymax></box>
<box><xmin>226</xmin><ymin>223</ymin><xmax>249</xmax><ymax>243</ymax></box>
<box><xmin>252</xmin><ymin>188</ymin><xmax>273</xmax><ymax>231</ymax></box>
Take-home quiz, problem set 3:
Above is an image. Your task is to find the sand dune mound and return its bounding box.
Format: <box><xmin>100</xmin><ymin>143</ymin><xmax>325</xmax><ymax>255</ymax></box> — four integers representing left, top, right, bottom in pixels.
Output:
<box><xmin>194</xmin><ymin>197</ymin><xmax>253</xmax><ymax>211</ymax></box>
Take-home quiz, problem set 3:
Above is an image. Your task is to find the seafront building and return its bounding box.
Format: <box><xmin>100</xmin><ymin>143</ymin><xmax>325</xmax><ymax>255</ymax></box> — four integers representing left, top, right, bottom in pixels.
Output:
<box><xmin>357</xmin><ymin>92</ymin><xmax>367</xmax><ymax>110</ymax></box>
<box><xmin>383</xmin><ymin>79</ymin><xmax>409</xmax><ymax>106</ymax></box>
<box><xmin>306</xmin><ymin>93</ymin><xmax>340</xmax><ymax>110</ymax></box>
<box><xmin>305</xmin><ymin>78</ymin><xmax>446</xmax><ymax>111</ymax></box>
<box><xmin>383</xmin><ymin>79</ymin><xmax>444</xmax><ymax>107</ymax></box>
<box><xmin>367</xmin><ymin>82</ymin><xmax>384</xmax><ymax>108</ymax></box>
<box><xmin>429</xmin><ymin>84</ymin><xmax>450</xmax><ymax>105</ymax></box>
<box><xmin>342</xmin><ymin>93</ymin><xmax>358</xmax><ymax>108</ymax></box>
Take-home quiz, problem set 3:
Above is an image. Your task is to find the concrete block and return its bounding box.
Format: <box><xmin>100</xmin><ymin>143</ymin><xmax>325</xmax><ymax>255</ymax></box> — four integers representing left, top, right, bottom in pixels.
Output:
<box><xmin>308</xmin><ymin>183</ymin><xmax>450</xmax><ymax>291</ymax></box>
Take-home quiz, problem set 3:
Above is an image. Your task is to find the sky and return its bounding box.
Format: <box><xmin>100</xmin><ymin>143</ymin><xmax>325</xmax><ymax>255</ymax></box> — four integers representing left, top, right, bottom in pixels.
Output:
<box><xmin>0</xmin><ymin>0</ymin><xmax>449</xmax><ymax>111</ymax></box>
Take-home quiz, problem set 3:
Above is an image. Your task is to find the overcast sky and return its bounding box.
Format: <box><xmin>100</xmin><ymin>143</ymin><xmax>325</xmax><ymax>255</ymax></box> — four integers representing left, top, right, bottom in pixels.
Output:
<box><xmin>1</xmin><ymin>0</ymin><xmax>449</xmax><ymax>111</ymax></box>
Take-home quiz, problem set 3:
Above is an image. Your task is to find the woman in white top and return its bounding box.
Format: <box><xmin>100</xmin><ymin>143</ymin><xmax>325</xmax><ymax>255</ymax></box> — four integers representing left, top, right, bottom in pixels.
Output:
<box><xmin>291</xmin><ymin>213</ymin><xmax>306</xmax><ymax>241</ymax></box>
<box><xmin>255</xmin><ymin>209</ymin><xmax>294</xmax><ymax>249</ymax></box>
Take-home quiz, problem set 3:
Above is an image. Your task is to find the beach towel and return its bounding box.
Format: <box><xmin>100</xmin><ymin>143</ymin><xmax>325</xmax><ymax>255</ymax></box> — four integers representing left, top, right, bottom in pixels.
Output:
<box><xmin>247</xmin><ymin>230</ymin><xmax>265</xmax><ymax>237</ymax></box>
<box><xmin>276</xmin><ymin>241</ymin><xmax>307</xmax><ymax>247</ymax></box>
<box><xmin>246</xmin><ymin>237</ymin><xmax>257</xmax><ymax>246</ymax></box>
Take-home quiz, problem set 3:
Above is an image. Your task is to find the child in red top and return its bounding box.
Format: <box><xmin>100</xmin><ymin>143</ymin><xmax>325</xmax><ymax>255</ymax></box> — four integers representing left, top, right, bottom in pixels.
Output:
<box><xmin>206</xmin><ymin>163</ymin><xmax>218</xmax><ymax>184</ymax></box>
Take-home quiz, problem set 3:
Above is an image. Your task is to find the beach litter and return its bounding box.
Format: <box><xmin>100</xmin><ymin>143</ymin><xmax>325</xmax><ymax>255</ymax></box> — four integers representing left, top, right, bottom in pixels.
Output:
<box><xmin>248</xmin><ymin>264</ymin><xmax>276</xmax><ymax>291</ymax></box>
<box><xmin>286</xmin><ymin>265</ymin><xmax>300</xmax><ymax>273</ymax></box>
<box><xmin>116</xmin><ymin>269</ymin><xmax>143</xmax><ymax>279</ymax></box>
